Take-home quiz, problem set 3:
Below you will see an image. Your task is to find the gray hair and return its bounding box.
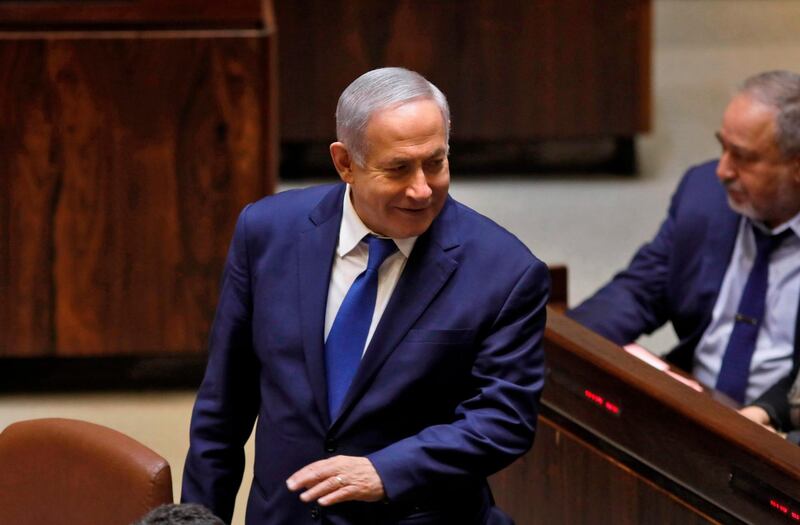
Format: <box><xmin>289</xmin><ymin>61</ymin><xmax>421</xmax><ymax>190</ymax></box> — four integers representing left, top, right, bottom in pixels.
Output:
<box><xmin>738</xmin><ymin>70</ymin><xmax>800</xmax><ymax>158</ymax></box>
<box><xmin>335</xmin><ymin>67</ymin><xmax>451</xmax><ymax>165</ymax></box>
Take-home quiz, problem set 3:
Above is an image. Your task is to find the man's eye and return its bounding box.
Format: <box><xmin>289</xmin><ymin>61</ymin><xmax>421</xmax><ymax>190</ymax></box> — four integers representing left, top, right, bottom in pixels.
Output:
<box><xmin>741</xmin><ymin>152</ymin><xmax>760</xmax><ymax>163</ymax></box>
<box><xmin>731</xmin><ymin>150</ymin><xmax>758</xmax><ymax>164</ymax></box>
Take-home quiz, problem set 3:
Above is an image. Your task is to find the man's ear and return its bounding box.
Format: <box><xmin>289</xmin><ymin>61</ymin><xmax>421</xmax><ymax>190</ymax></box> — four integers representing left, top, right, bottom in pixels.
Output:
<box><xmin>330</xmin><ymin>142</ymin><xmax>355</xmax><ymax>184</ymax></box>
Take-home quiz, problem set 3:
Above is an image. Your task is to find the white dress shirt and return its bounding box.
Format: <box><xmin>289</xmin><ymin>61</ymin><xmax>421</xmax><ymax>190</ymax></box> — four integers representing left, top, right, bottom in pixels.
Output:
<box><xmin>693</xmin><ymin>211</ymin><xmax>800</xmax><ymax>403</ymax></box>
<box><xmin>324</xmin><ymin>185</ymin><xmax>417</xmax><ymax>355</ymax></box>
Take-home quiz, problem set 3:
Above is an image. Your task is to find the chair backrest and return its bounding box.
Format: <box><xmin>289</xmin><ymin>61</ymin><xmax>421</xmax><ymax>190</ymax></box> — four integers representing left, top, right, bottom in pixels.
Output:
<box><xmin>0</xmin><ymin>418</ymin><xmax>173</xmax><ymax>525</ymax></box>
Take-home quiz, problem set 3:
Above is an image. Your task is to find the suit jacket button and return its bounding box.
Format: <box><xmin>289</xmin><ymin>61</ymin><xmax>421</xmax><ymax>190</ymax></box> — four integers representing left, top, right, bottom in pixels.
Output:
<box><xmin>310</xmin><ymin>506</ymin><xmax>320</xmax><ymax>520</ymax></box>
<box><xmin>325</xmin><ymin>439</ymin><xmax>336</xmax><ymax>453</ymax></box>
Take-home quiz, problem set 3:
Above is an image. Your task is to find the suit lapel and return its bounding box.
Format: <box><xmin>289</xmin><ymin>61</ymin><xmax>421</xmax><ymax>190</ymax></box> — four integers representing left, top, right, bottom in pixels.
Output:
<box><xmin>298</xmin><ymin>184</ymin><xmax>346</xmax><ymax>428</ymax></box>
<box><xmin>331</xmin><ymin>198</ymin><xmax>461</xmax><ymax>430</ymax></box>
<box><xmin>668</xmin><ymin>196</ymin><xmax>741</xmax><ymax>369</ymax></box>
<box><xmin>676</xmin><ymin>205</ymin><xmax>740</xmax><ymax>365</ymax></box>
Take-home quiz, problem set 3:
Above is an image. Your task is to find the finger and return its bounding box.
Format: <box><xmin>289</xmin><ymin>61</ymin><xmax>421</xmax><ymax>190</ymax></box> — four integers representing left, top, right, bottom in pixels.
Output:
<box><xmin>318</xmin><ymin>484</ymin><xmax>358</xmax><ymax>506</ymax></box>
<box><xmin>298</xmin><ymin>475</ymin><xmax>346</xmax><ymax>503</ymax></box>
<box><xmin>286</xmin><ymin>459</ymin><xmax>338</xmax><ymax>491</ymax></box>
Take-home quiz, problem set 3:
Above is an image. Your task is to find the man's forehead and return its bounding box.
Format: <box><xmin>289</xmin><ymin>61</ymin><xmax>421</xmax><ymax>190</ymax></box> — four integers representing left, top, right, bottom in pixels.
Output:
<box><xmin>721</xmin><ymin>95</ymin><xmax>779</xmax><ymax>147</ymax></box>
<box><xmin>363</xmin><ymin>101</ymin><xmax>447</xmax><ymax>158</ymax></box>
<box><xmin>366</xmin><ymin>100</ymin><xmax>445</xmax><ymax>134</ymax></box>
<box><xmin>723</xmin><ymin>95</ymin><xmax>777</xmax><ymax>127</ymax></box>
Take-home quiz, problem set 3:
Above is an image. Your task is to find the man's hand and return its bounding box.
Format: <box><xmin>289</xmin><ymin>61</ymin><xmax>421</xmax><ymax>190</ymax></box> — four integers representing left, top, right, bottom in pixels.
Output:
<box><xmin>739</xmin><ymin>405</ymin><xmax>776</xmax><ymax>432</ymax></box>
<box><xmin>286</xmin><ymin>455</ymin><xmax>385</xmax><ymax>506</ymax></box>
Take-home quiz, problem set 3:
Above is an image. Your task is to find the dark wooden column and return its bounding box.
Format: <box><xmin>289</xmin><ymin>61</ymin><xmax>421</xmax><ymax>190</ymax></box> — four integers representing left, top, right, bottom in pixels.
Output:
<box><xmin>0</xmin><ymin>1</ymin><xmax>277</xmax><ymax>383</ymax></box>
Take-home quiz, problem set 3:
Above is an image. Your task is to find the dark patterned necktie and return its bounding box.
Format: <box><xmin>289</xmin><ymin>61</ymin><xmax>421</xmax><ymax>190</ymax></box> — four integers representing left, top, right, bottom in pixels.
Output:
<box><xmin>716</xmin><ymin>225</ymin><xmax>794</xmax><ymax>404</ymax></box>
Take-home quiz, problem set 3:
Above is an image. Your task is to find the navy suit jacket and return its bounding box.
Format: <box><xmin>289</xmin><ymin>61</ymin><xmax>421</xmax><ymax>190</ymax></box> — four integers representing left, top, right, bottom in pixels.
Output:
<box><xmin>182</xmin><ymin>183</ymin><xmax>549</xmax><ymax>524</ymax></box>
<box><xmin>568</xmin><ymin>160</ymin><xmax>800</xmax><ymax>423</ymax></box>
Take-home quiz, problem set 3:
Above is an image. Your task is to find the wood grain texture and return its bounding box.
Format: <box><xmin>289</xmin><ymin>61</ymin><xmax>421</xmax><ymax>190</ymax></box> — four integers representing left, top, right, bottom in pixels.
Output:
<box><xmin>275</xmin><ymin>0</ymin><xmax>651</xmax><ymax>143</ymax></box>
<box><xmin>0</xmin><ymin>27</ymin><xmax>277</xmax><ymax>357</ymax></box>
<box><xmin>491</xmin><ymin>418</ymin><xmax>718</xmax><ymax>525</ymax></box>
<box><xmin>0</xmin><ymin>0</ymin><xmax>265</xmax><ymax>29</ymax></box>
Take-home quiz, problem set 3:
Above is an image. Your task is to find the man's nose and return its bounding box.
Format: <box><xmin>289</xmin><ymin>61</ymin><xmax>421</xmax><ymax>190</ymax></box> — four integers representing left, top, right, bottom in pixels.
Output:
<box><xmin>407</xmin><ymin>167</ymin><xmax>432</xmax><ymax>200</ymax></box>
<box><xmin>717</xmin><ymin>152</ymin><xmax>736</xmax><ymax>182</ymax></box>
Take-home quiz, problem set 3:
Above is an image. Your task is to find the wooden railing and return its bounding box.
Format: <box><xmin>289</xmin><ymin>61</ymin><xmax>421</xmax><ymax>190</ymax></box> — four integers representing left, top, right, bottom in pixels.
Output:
<box><xmin>491</xmin><ymin>309</ymin><xmax>800</xmax><ymax>524</ymax></box>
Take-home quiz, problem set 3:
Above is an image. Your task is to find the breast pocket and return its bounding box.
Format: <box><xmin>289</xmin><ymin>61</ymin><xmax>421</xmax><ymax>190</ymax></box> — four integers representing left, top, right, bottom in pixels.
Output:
<box><xmin>402</xmin><ymin>328</ymin><xmax>477</xmax><ymax>345</ymax></box>
<box><xmin>389</xmin><ymin>329</ymin><xmax>478</xmax><ymax>393</ymax></box>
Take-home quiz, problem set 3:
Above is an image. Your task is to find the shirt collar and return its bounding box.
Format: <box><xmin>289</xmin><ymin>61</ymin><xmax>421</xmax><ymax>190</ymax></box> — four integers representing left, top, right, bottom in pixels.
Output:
<box><xmin>783</xmin><ymin>209</ymin><xmax>800</xmax><ymax>239</ymax></box>
<box><xmin>337</xmin><ymin>185</ymin><xmax>417</xmax><ymax>258</ymax></box>
<box><xmin>750</xmin><ymin>208</ymin><xmax>800</xmax><ymax>238</ymax></box>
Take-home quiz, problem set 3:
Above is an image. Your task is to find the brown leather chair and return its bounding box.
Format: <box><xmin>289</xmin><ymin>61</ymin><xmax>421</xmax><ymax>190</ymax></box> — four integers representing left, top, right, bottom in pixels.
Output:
<box><xmin>0</xmin><ymin>418</ymin><xmax>173</xmax><ymax>525</ymax></box>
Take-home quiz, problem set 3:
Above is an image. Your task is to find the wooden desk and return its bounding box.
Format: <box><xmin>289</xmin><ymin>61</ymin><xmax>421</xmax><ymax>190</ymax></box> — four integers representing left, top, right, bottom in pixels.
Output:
<box><xmin>491</xmin><ymin>310</ymin><xmax>800</xmax><ymax>524</ymax></box>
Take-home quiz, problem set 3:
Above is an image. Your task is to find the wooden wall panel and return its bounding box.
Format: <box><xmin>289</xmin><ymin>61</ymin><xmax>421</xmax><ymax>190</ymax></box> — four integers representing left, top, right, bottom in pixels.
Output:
<box><xmin>275</xmin><ymin>0</ymin><xmax>650</xmax><ymax>143</ymax></box>
<box><xmin>0</xmin><ymin>29</ymin><xmax>276</xmax><ymax>358</ymax></box>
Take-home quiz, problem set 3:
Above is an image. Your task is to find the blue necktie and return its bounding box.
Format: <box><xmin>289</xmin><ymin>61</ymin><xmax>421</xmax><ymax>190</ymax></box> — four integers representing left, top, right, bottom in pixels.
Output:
<box><xmin>325</xmin><ymin>235</ymin><xmax>397</xmax><ymax>418</ymax></box>
<box><xmin>716</xmin><ymin>225</ymin><xmax>793</xmax><ymax>404</ymax></box>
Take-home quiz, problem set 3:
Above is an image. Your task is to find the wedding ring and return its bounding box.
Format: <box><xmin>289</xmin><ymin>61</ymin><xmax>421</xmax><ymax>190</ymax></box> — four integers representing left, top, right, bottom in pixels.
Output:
<box><xmin>335</xmin><ymin>475</ymin><xmax>345</xmax><ymax>487</ymax></box>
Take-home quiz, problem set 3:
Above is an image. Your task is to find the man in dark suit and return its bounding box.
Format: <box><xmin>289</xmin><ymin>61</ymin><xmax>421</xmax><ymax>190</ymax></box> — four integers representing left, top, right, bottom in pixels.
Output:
<box><xmin>181</xmin><ymin>67</ymin><xmax>549</xmax><ymax>524</ymax></box>
<box><xmin>568</xmin><ymin>70</ymin><xmax>800</xmax><ymax>428</ymax></box>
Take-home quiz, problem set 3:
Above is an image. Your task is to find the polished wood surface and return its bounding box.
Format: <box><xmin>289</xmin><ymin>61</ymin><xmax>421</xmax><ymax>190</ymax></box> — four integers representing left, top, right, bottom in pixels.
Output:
<box><xmin>491</xmin><ymin>310</ymin><xmax>800</xmax><ymax>524</ymax></box>
<box><xmin>0</xmin><ymin>5</ymin><xmax>277</xmax><ymax>358</ymax></box>
<box><xmin>492</xmin><ymin>417</ymin><xmax>718</xmax><ymax>524</ymax></box>
<box><xmin>275</xmin><ymin>0</ymin><xmax>650</xmax><ymax>143</ymax></box>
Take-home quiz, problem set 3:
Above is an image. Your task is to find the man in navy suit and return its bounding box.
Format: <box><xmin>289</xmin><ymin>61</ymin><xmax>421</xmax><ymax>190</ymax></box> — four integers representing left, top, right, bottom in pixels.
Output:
<box><xmin>569</xmin><ymin>70</ymin><xmax>800</xmax><ymax>428</ymax></box>
<box><xmin>181</xmin><ymin>67</ymin><xmax>549</xmax><ymax>524</ymax></box>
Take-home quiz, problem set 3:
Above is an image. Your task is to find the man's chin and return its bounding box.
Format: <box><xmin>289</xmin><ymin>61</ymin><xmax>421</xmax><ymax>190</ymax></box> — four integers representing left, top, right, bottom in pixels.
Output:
<box><xmin>383</xmin><ymin>210</ymin><xmax>436</xmax><ymax>237</ymax></box>
<box><xmin>387</xmin><ymin>219</ymin><xmax>434</xmax><ymax>239</ymax></box>
<box><xmin>726</xmin><ymin>196</ymin><xmax>759</xmax><ymax>222</ymax></box>
<box><xmin>394</xmin><ymin>225</ymin><xmax>432</xmax><ymax>239</ymax></box>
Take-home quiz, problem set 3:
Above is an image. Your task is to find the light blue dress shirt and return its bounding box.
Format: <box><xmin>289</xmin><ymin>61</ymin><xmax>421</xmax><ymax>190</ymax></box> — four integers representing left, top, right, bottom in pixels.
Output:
<box><xmin>693</xmin><ymin>211</ymin><xmax>800</xmax><ymax>403</ymax></box>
